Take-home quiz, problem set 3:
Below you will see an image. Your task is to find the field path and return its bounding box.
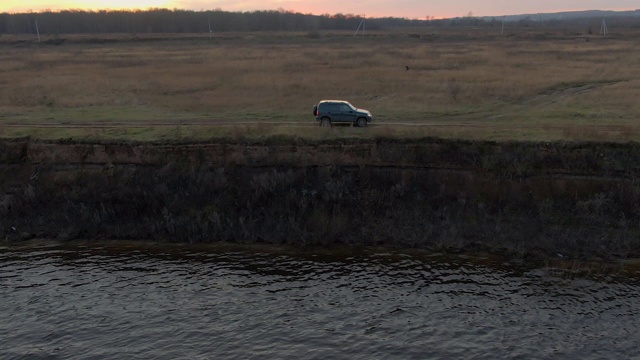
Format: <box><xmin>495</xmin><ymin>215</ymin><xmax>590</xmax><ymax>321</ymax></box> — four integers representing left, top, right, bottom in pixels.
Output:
<box><xmin>0</xmin><ymin>120</ymin><xmax>631</xmax><ymax>133</ymax></box>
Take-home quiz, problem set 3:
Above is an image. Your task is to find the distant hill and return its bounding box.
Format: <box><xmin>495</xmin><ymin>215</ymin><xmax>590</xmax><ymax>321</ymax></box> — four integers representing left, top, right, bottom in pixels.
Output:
<box><xmin>479</xmin><ymin>9</ymin><xmax>640</xmax><ymax>22</ymax></box>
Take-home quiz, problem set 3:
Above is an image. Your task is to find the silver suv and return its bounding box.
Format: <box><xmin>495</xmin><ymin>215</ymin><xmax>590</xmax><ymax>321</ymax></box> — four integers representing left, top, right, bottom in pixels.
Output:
<box><xmin>312</xmin><ymin>100</ymin><xmax>373</xmax><ymax>127</ymax></box>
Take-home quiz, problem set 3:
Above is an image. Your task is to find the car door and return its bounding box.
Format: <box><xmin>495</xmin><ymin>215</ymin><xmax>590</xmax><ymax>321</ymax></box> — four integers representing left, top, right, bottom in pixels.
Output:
<box><xmin>324</xmin><ymin>103</ymin><xmax>340</xmax><ymax>121</ymax></box>
<box><xmin>338</xmin><ymin>103</ymin><xmax>357</xmax><ymax>123</ymax></box>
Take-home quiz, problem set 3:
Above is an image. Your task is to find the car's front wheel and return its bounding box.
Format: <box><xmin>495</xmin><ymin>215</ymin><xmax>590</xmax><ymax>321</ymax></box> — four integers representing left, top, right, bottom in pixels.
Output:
<box><xmin>320</xmin><ymin>117</ymin><xmax>331</xmax><ymax>127</ymax></box>
<box><xmin>356</xmin><ymin>117</ymin><xmax>368</xmax><ymax>128</ymax></box>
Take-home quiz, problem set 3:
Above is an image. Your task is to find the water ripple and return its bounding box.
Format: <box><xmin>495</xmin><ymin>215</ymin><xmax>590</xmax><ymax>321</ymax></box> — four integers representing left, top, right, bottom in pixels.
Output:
<box><xmin>1</xmin><ymin>244</ymin><xmax>640</xmax><ymax>359</ymax></box>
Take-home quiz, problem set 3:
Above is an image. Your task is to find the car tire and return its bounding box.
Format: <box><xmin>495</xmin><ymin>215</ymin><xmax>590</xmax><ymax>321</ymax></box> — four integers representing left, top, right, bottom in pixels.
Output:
<box><xmin>356</xmin><ymin>118</ymin><xmax>367</xmax><ymax>128</ymax></box>
<box><xmin>320</xmin><ymin>118</ymin><xmax>331</xmax><ymax>127</ymax></box>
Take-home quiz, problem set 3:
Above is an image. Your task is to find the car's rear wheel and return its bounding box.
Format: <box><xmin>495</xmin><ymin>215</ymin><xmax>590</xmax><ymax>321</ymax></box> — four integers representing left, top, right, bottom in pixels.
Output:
<box><xmin>356</xmin><ymin>117</ymin><xmax>367</xmax><ymax>128</ymax></box>
<box><xmin>320</xmin><ymin>118</ymin><xmax>331</xmax><ymax>127</ymax></box>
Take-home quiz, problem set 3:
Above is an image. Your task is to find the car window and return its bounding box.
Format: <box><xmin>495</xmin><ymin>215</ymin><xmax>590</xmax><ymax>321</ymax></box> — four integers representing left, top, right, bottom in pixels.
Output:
<box><xmin>339</xmin><ymin>104</ymin><xmax>351</xmax><ymax>112</ymax></box>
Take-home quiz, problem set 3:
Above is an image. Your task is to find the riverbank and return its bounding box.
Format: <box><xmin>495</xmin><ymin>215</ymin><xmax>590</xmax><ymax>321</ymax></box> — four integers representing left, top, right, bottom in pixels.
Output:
<box><xmin>1</xmin><ymin>136</ymin><xmax>639</xmax><ymax>261</ymax></box>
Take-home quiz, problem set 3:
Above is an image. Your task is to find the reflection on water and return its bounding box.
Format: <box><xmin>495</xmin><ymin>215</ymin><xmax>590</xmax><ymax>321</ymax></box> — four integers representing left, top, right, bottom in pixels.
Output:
<box><xmin>1</xmin><ymin>242</ymin><xmax>640</xmax><ymax>359</ymax></box>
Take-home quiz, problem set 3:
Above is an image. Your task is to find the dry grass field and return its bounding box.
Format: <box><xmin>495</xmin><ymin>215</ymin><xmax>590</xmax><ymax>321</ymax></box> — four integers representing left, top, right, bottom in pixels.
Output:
<box><xmin>1</xmin><ymin>28</ymin><xmax>639</xmax><ymax>141</ymax></box>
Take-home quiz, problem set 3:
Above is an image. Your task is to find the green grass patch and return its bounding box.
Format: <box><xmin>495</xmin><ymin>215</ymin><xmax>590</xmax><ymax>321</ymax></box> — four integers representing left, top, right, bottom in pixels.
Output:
<box><xmin>3</xmin><ymin>122</ymin><xmax>640</xmax><ymax>143</ymax></box>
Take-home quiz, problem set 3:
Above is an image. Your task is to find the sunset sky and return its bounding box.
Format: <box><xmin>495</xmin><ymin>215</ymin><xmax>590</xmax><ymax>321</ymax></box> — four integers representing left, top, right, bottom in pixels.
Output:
<box><xmin>2</xmin><ymin>0</ymin><xmax>638</xmax><ymax>18</ymax></box>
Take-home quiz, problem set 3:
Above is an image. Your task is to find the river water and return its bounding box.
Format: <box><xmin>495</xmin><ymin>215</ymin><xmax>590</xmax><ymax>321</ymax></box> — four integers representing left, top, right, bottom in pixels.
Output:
<box><xmin>1</xmin><ymin>242</ymin><xmax>640</xmax><ymax>359</ymax></box>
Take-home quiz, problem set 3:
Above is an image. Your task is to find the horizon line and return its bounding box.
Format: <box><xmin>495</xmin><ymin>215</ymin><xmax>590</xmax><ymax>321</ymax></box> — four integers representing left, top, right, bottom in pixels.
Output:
<box><xmin>1</xmin><ymin>7</ymin><xmax>639</xmax><ymax>20</ymax></box>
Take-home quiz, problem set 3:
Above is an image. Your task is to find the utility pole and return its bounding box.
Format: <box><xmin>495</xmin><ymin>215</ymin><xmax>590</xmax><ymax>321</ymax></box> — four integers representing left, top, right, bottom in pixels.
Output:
<box><xmin>600</xmin><ymin>18</ymin><xmax>608</xmax><ymax>35</ymax></box>
<box><xmin>35</xmin><ymin>19</ymin><xmax>40</xmax><ymax>42</ymax></box>
<box><xmin>354</xmin><ymin>15</ymin><xmax>365</xmax><ymax>37</ymax></box>
<box><xmin>208</xmin><ymin>17</ymin><xmax>212</xmax><ymax>41</ymax></box>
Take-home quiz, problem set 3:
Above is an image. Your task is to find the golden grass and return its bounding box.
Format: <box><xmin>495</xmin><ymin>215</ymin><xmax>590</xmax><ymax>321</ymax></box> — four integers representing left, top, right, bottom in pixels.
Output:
<box><xmin>1</xmin><ymin>29</ymin><xmax>640</xmax><ymax>141</ymax></box>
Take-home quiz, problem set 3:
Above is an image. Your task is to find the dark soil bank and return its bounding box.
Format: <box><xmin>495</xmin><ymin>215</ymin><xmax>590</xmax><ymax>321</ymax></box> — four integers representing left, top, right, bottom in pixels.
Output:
<box><xmin>2</xmin><ymin>137</ymin><xmax>640</xmax><ymax>260</ymax></box>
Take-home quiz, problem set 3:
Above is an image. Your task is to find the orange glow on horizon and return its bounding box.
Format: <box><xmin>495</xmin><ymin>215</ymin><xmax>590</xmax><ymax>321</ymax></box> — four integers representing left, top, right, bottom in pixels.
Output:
<box><xmin>0</xmin><ymin>3</ymin><xmax>448</xmax><ymax>20</ymax></box>
<box><xmin>1</xmin><ymin>1</ymin><xmax>637</xmax><ymax>18</ymax></box>
<box><xmin>1</xmin><ymin>0</ymin><xmax>174</xmax><ymax>13</ymax></box>
<box><xmin>0</xmin><ymin>0</ymin><xmax>443</xmax><ymax>18</ymax></box>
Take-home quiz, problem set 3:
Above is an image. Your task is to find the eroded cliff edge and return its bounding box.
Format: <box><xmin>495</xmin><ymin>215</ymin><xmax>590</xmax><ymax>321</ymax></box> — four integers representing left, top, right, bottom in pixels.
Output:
<box><xmin>2</xmin><ymin>137</ymin><xmax>639</xmax><ymax>260</ymax></box>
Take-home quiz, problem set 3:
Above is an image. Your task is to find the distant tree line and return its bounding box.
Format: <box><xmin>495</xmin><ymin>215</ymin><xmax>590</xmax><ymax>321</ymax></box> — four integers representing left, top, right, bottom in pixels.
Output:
<box><xmin>449</xmin><ymin>13</ymin><xmax>640</xmax><ymax>30</ymax></box>
<box><xmin>0</xmin><ymin>9</ymin><xmax>433</xmax><ymax>35</ymax></box>
<box><xmin>0</xmin><ymin>9</ymin><xmax>637</xmax><ymax>35</ymax></box>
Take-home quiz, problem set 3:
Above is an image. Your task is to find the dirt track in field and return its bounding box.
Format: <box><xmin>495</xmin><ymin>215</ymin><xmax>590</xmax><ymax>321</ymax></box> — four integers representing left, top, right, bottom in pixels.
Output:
<box><xmin>0</xmin><ymin>120</ymin><xmax>633</xmax><ymax>135</ymax></box>
<box><xmin>1</xmin><ymin>120</ymin><xmax>492</xmax><ymax>129</ymax></box>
